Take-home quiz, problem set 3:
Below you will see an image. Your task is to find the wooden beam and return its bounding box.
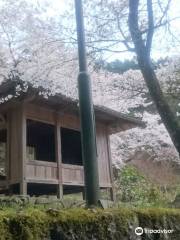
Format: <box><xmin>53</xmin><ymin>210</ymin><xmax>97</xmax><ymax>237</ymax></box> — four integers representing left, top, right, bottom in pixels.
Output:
<box><xmin>26</xmin><ymin>179</ymin><xmax>58</xmax><ymax>184</ymax></box>
<box><xmin>55</xmin><ymin>113</ymin><xmax>63</xmax><ymax>199</ymax></box>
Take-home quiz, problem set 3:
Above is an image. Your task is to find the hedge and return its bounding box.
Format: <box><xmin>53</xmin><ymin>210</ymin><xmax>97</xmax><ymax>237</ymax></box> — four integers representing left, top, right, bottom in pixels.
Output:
<box><xmin>0</xmin><ymin>208</ymin><xmax>179</xmax><ymax>239</ymax></box>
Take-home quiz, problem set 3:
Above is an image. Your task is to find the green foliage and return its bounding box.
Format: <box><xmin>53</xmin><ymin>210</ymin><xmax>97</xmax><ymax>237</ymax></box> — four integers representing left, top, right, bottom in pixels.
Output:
<box><xmin>96</xmin><ymin>57</ymin><xmax>168</xmax><ymax>74</ymax></box>
<box><xmin>102</xmin><ymin>59</ymin><xmax>139</xmax><ymax>74</ymax></box>
<box><xmin>115</xmin><ymin>165</ymin><xmax>169</xmax><ymax>207</ymax></box>
<box><xmin>0</xmin><ymin>207</ymin><xmax>179</xmax><ymax>239</ymax></box>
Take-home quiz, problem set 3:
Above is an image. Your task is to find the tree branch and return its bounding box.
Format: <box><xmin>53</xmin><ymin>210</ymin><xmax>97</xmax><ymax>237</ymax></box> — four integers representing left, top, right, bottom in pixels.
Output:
<box><xmin>146</xmin><ymin>0</ymin><xmax>154</xmax><ymax>57</ymax></box>
<box><xmin>116</xmin><ymin>12</ymin><xmax>135</xmax><ymax>52</ymax></box>
<box><xmin>128</xmin><ymin>0</ymin><xmax>180</xmax><ymax>156</ymax></box>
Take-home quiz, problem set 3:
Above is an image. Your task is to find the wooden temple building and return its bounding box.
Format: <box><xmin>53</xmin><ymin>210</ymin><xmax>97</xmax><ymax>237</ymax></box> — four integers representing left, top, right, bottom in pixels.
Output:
<box><xmin>0</xmin><ymin>80</ymin><xmax>143</xmax><ymax>198</ymax></box>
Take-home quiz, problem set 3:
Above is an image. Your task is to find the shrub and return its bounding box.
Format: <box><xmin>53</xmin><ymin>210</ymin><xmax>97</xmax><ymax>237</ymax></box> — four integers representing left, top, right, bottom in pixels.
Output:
<box><xmin>115</xmin><ymin>165</ymin><xmax>169</xmax><ymax>207</ymax></box>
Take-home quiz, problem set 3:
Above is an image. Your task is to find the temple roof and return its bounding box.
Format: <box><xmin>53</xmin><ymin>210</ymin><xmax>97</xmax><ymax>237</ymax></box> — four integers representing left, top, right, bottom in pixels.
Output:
<box><xmin>0</xmin><ymin>80</ymin><xmax>145</xmax><ymax>134</ymax></box>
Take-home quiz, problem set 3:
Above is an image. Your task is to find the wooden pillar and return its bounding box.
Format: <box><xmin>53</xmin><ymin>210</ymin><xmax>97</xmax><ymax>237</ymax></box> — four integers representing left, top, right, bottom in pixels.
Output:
<box><xmin>19</xmin><ymin>104</ymin><xmax>27</xmax><ymax>195</ymax></box>
<box><xmin>9</xmin><ymin>104</ymin><xmax>27</xmax><ymax>195</ymax></box>
<box><xmin>55</xmin><ymin>115</ymin><xmax>63</xmax><ymax>199</ymax></box>
<box><xmin>0</xmin><ymin>113</ymin><xmax>9</xmax><ymax>192</ymax></box>
<box><xmin>107</xmin><ymin>134</ymin><xmax>116</xmax><ymax>201</ymax></box>
<box><xmin>6</xmin><ymin>113</ymin><xmax>10</xmax><ymax>193</ymax></box>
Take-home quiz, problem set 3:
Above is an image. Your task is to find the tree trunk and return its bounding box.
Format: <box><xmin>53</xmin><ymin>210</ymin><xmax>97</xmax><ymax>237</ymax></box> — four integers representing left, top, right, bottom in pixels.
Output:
<box><xmin>139</xmin><ymin>57</ymin><xmax>180</xmax><ymax>155</ymax></box>
<box><xmin>129</xmin><ymin>0</ymin><xmax>180</xmax><ymax>156</ymax></box>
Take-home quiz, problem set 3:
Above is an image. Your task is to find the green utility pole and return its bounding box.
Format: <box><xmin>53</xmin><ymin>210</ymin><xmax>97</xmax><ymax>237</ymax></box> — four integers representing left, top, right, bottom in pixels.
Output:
<box><xmin>74</xmin><ymin>0</ymin><xmax>100</xmax><ymax>206</ymax></box>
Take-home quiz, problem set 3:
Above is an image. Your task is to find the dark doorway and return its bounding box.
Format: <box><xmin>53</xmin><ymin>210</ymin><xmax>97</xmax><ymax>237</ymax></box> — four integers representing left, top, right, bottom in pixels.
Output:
<box><xmin>61</xmin><ymin>128</ymin><xmax>83</xmax><ymax>165</ymax></box>
<box><xmin>0</xmin><ymin>129</ymin><xmax>7</xmax><ymax>179</ymax></box>
<box><xmin>26</xmin><ymin>119</ymin><xmax>55</xmax><ymax>162</ymax></box>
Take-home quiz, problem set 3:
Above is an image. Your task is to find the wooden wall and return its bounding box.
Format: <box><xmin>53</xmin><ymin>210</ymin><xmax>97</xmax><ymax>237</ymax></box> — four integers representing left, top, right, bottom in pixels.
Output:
<box><xmin>96</xmin><ymin>124</ymin><xmax>111</xmax><ymax>187</ymax></box>
<box><xmin>9</xmin><ymin>104</ymin><xmax>26</xmax><ymax>189</ymax></box>
<box><xmin>3</xmin><ymin>103</ymin><xmax>112</xmax><ymax>189</ymax></box>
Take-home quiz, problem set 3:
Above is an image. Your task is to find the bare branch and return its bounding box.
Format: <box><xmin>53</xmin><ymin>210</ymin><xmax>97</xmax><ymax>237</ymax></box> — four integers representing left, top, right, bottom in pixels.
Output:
<box><xmin>86</xmin><ymin>45</ymin><xmax>131</xmax><ymax>54</ymax></box>
<box><xmin>140</xmin><ymin>16</ymin><xmax>180</xmax><ymax>35</ymax></box>
<box><xmin>157</xmin><ymin>0</ymin><xmax>172</xmax><ymax>26</ymax></box>
<box><xmin>116</xmin><ymin>12</ymin><xmax>135</xmax><ymax>52</ymax></box>
<box><xmin>0</xmin><ymin>23</ymin><xmax>20</xmax><ymax>67</ymax></box>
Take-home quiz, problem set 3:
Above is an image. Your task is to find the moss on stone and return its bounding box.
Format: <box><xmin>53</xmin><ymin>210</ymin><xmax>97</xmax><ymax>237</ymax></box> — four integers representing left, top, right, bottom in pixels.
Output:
<box><xmin>47</xmin><ymin>208</ymin><xmax>136</xmax><ymax>239</ymax></box>
<box><xmin>0</xmin><ymin>207</ymin><xmax>179</xmax><ymax>239</ymax></box>
<box><xmin>135</xmin><ymin>208</ymin><xmax>180</xmax><ymax>239</ymax></box>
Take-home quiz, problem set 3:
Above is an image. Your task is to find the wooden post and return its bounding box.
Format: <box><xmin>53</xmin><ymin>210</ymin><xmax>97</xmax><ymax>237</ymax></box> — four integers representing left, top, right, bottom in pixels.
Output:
<box><xmin>6</xmin><ymin>113</ymin><xmax>10</xmax><ymax>192</ymax></box>
<box><xmin>55</xmin><ymin>114</ymin><xmax>63</xmax><ymax>199</ymax></box>
<box><xmin>0</xmin><ymin>113</ymin><xmax>9</xmax><ymax>192</ymax></box>
<box><xmin>107</xmin><ymin>134</ymin><xmax>116</xmax><ymax>201</ymax></box>
<box><xmin>19</xmin><ymin>104</ymin><xmax>27</xmax><ymax>195</ymax></box>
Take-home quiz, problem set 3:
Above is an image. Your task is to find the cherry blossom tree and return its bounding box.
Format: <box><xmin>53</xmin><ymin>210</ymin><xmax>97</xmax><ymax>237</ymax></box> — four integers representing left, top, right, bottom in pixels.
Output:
<box><xmin>0</xmin><ymin>0</ymin><xmax>179</xmax><ymax>164</ymax></box>
<box><xmin>128</xmin><ymin>0</ymin><xmax>180</xmax><ymax>156</ymax></box>
<box><xmin>59</xmin><ymin>0</ymin><xmax>180</xmax><ymax>156</ymax></box>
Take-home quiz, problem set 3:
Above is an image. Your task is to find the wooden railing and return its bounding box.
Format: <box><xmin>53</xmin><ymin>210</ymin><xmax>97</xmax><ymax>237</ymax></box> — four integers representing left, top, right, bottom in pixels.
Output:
<box><xmin>26</xmin><ymin>160</ymin><xmax>58</xmax><ymax>184</ymax></box>
<box><xmin>26</xmin><ymin>160</ymin><xmax>84</xmax><ymax>186</ymax></box>
<box><xmin>62</xmin><ymin>164</ymin><xmax>84</xmax><ymax>185</ymax></box>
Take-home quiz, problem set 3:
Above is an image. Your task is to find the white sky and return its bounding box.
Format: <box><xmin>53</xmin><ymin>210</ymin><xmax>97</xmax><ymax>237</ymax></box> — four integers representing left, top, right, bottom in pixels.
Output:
<box><xmin>31</xmin><ymin>0</ymin><xmax>180</xmax><ymax>60</ymax></box>
<box><xmin>32</xmin><ymin>0</ymin><xmax>66</xmax><ymax>16</ymax></box>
